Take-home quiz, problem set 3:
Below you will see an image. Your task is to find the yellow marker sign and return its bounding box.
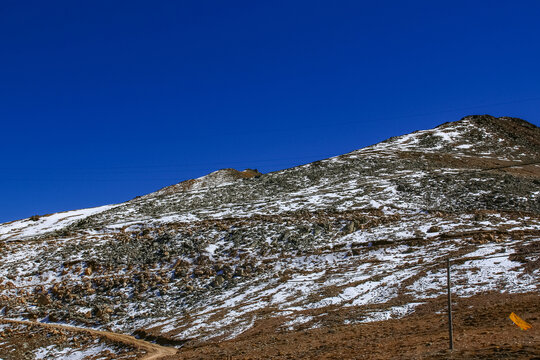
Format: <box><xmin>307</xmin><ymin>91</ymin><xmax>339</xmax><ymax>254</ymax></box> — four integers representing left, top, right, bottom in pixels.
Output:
<box><xmin>509</xmin><ymin>312</ymin><xmax>532</xmax><ymax>331</ymax></box>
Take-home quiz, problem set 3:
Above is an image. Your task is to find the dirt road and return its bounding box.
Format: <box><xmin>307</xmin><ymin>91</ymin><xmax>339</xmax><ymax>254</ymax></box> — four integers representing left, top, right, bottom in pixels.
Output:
<box><xmin>3</xmin><ymin>292</ymin><xmax>538</xmax><ymax>359</ymax></box>
<box><xmin>0</xmin><ymin>319</ymin><xmax>177</xmax><ymax>360</ymax></box>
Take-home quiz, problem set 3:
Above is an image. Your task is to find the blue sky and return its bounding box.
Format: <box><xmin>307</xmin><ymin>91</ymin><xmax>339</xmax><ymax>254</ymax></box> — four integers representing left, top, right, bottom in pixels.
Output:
<box><xmin>1</xmin><ymin>0</ymin><xmax>539</xmax><ymax>222</ymax></box>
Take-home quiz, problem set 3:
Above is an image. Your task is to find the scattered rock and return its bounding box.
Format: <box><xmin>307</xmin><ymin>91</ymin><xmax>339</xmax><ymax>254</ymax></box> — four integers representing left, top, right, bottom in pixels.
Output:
<box><xmin>36</xmin><ymin>294</ymin><xmax>51</xmax><ymax>306</ymax></box>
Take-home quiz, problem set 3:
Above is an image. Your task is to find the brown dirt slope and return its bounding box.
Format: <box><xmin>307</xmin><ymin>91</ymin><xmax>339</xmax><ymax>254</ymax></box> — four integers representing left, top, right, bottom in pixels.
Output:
<box><xmin>170</xmin><ymin>292</ymin><xmax>539</xmax><ymax>360</ymax></box>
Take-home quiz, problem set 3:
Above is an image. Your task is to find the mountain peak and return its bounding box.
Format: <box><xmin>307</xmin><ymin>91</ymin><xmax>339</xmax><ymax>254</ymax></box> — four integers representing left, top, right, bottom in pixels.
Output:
<box><xmin>460</xmin><ymin>114</ymin><xmax>538</xmax><ymax>130</ymax></box>
<box><xmin>150</xmin><ymin>168</ymin><xmax>263</xmax><ymax>197</ymax></box>
<box><xmin>460</xmin><ymin>114</ymin><xmax>540</xmax><ymax>153</ymax></box>
<box><xmin>1</xmin><ymin>115</ymin><xmax>539</xmax><ymax>355</ymax></box>
<box><xmin>369</xmin><ymin>114</ymin><xmax>539</xmax><ymax>159</ymax></box>
<box><xmin>459</xmin><ymin>113</ymin><xmax>498</xmax><ymax>122</ymax></box>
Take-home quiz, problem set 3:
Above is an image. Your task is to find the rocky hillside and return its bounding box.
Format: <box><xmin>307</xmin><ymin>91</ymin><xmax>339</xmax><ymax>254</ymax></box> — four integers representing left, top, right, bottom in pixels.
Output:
<box><xmin>0</xmin><ymin>115</ymin><xmax>539</xmax><ymax>356</ymax></box>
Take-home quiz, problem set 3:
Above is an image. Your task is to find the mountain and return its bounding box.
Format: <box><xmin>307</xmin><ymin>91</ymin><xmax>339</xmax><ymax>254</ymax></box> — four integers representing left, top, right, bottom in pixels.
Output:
<box><xmin>1</xmin><ymin>115</ymin><xmax>539</xmax><ymax>358</ymax></box>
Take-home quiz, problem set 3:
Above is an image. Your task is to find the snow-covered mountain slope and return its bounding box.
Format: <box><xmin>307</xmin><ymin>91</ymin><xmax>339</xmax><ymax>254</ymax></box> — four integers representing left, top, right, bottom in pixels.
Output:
<box><xmin>0</xmin><ymin>115</ymin><xmax>539</xmax><ymax>350</ymax></box>
<box><xmin>0</xmin><ymin>204</ymin><xmax>118</xmax><ymax>242</ymax></box>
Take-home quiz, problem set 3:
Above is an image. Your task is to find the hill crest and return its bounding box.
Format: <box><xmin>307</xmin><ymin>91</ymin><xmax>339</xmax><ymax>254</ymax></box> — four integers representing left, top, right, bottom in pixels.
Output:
<box><xmin>0</xmin><ymin>114</ymin><xmax>538</xmax><ymax>352</ymax></box>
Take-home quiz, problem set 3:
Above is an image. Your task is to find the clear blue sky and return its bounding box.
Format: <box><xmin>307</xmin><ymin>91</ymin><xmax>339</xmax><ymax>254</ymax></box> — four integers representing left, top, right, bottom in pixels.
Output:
<box><xmin>1</xmin><ymin>0</ymin><xmax>539</xmax><ymax>223</ymax></box>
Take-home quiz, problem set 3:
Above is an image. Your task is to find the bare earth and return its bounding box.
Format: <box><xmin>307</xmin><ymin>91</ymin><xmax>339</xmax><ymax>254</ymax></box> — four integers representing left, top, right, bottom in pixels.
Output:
<box><xmin>1</xmin><ymin>287</ymin><xmax>538</xmax><ymax>360</ymax></box>
<box><xmin>170</xmin><ymin>292</ymin><xmax>539</xmax><ymax>360</ymax></box>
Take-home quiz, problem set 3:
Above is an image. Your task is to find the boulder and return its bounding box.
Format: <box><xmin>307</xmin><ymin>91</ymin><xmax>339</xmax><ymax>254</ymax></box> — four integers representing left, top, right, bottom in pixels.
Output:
<box><xmin>37</xmin><ymin>294</ymin><xmax>51</xmax><ymax>306</ymax></box>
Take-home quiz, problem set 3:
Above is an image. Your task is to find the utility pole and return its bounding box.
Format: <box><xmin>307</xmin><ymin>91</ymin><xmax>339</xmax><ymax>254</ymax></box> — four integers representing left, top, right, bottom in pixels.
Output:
<box><xmin>447</xmin><ymin>257</ymin><xmax>454</xmax><ymax>350</ymax></box>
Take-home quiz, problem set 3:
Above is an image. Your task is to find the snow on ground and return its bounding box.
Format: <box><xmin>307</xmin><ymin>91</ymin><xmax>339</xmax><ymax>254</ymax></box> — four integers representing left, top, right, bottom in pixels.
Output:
<box><xmin>132</xmin><ymin>213</ymin><xmax>539</xmax><ymax>342</ymax></box>
<box><xmin>1</xmin><ymin>204</ymin><xmax>538</xmax><ymax>345</ymax></box>
<box><xmin>0</xmin><ymin>204</ymin><xmax>118</xmax><ymax>241</ymax></box>
<box><xmin>1</xmin><ymin>115</ymin><xmax>538</xmax><ymax>349</ymax></box>
<box><xmin>34</xmin><ymin>343</ymin><xmax>111</xmax><ymax>360</ymax></box>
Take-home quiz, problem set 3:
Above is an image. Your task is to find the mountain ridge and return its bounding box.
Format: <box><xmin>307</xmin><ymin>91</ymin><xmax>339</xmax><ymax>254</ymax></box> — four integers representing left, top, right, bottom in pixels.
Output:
<box><xmin>3</xmin><ymin>114</ymin><xmax>538</xmax><ymax>232</ymax></box>
<box><xmin>0</xmin><ymin>114</ymin><xmax>539</xmax><ymax>357</ymax></box>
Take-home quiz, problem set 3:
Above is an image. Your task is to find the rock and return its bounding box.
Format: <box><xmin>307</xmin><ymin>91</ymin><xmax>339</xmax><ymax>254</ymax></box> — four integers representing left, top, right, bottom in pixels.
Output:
<box><xmin>214</xmin><ymin>276</ymin><xmax>225</xmax><ymax>287</ymax></box>
<box><xmin>353</xmin><ymin>219</ymin><xmax>365</xmax><ymax>230</ymax></box>
<box><xmin>342</xmin><ymin>221</ymin><xmax>355</xmax><ymax>234</ymax></box>
<box><xmin>396</xmin><ymin>184</ymin><xmax>407</xmax><ymax>192</ymax></box>
<box><xmin>235</xmin><ymin>268</ymin><xmax>245</xmax><ymax>277</ymax></box>
<box><xmin>474</xmin><ymin>213</ymin><xmax>486</xmax><ymax>221</ymax></box>
<box><xmin>427</xmin><ymin>226</ymin><xmax>441</xmax><ymax>233</ymax></box>
<box><xmin>193</xmin><ymin>269</ymin><xmax>204</xmax><ymax>277</ymax></box>
<box><xmin>37</xmin><ymin>294</ymin><xmax>51</xmax><ymax>305</ymax></box>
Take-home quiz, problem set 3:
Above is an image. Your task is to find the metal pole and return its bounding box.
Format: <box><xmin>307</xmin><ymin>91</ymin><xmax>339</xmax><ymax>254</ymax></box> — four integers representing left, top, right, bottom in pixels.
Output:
<box><xmin>447</xmin><ymin>257</ymin><xmax>454</xmax><ymax>350</ymax></box>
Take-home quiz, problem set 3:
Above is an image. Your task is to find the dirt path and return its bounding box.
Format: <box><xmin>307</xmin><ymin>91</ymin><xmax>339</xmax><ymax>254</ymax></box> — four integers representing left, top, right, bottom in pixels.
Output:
<box><xmin>0</xmin><ymin>319</ymin><xmax>177</xmax><ymax>360</ymax></box>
